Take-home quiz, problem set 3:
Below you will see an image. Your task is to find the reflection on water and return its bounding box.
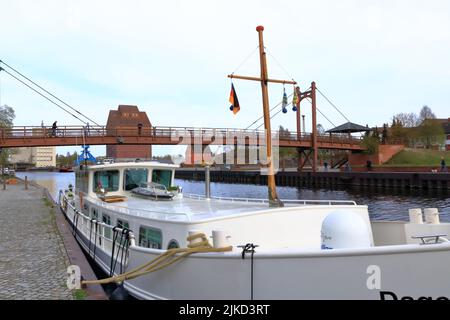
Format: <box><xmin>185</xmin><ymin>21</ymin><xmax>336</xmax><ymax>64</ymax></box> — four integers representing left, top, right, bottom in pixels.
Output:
<box><xmin>16</xmin><ymin>172</ymin><xmax>75</xmax><ymax>200</ymax></box>
<box><xmin>18</xmin><ymin>172</ymin><xmax>450</xmax><ymax>222</ymax></box>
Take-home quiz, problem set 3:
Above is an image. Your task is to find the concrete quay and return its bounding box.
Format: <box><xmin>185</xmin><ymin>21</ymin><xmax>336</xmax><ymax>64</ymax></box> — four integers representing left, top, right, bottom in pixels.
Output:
<box><xmin>0</xmin><ymin>180</ymin><xmax>107</xmax><ymax>300</ymax></box>
<box><xmin>0</xmin><ymin>181</ymin><xmax>73</xmax><ymax>299</ymax></box>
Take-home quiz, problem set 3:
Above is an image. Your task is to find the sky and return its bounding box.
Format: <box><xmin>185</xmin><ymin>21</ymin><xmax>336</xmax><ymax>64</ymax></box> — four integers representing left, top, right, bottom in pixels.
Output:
<box><xmin>1</xmin><ymin>0</ymin><xmax>449</xmax><ymax>157</ymax></box>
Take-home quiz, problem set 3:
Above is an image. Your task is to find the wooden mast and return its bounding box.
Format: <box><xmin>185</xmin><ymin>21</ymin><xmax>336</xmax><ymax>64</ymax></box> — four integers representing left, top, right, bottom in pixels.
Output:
<box><xmin>228</xmin><ymin>25</ymin><xmax>296</xmax><ymax>207</ymax></box>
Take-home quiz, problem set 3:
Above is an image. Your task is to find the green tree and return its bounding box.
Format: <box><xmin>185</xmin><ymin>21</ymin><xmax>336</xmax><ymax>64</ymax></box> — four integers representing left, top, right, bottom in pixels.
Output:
<box><xmin>417</xmin><ymin>119</ymin><xmax>445</xmax><ymax>149</ymax></box>
<box><xmin>56</xmin><ymin>151</ymin><xmax>79</xmax><ymax>166</ymax></box>
<box><xmin>277</xmin><ymin>126</ymin><xmax>298</xmax><ymax>170</ymax></box>
<box><xmin>361</xmin><ymin>133</ymin><xmax>380</xmax><ymax>155</ymax></box>
<box><xmin>381</xmin><ymin>123</ymin><xmax>388</xmax><ymax>144</ymax></box>
<box><xmin>0</xmin><ymin>105</ymin><xmax>16</xmax><ymax>172</ymax></box>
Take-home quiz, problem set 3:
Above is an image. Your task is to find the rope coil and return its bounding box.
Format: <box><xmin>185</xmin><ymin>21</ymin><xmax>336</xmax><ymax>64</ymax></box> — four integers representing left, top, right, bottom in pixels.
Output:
<box><xmin>82</xmin><ymin>232</ymin><xmax>232</xmax><ymax>285</ymax></box>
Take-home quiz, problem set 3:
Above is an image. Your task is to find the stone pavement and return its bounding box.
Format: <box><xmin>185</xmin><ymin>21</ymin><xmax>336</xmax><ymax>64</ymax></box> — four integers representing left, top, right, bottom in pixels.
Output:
<box><xmin>0</xmin><ymin>181</ymin><xmax>73</xmax><ymax>300</ymax></box>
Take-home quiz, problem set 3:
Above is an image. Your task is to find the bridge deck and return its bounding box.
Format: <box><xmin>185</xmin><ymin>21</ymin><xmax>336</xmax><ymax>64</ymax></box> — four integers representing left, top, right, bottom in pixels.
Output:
<box><xmin>0</xmin><ymin>126</ymin><xmax>364</xmax><ymax>150</ymax></box>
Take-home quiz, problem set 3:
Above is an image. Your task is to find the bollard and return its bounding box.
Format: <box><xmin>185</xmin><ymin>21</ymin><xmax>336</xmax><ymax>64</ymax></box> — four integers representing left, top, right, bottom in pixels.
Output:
<box><xmin>408</xmin><ymin>208</ymin><xmax>423</xmax><ymax>224</ymax></box>
<box><xmin>424</xmin><ymin>208</ymin><xmax>440</xmax><ymax>224</ymax></box>
<box><xmin>25</xmin><ymin>176</ymin><xmax>28</xmax><ymax>190</ymax></box>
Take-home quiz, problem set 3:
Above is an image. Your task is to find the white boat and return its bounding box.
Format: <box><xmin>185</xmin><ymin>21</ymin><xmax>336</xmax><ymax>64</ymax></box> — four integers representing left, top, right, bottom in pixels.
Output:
<box><xmin>59</xmin><ymin>161</ymin><xmax>450</xmax><ymax>300</ymax></box>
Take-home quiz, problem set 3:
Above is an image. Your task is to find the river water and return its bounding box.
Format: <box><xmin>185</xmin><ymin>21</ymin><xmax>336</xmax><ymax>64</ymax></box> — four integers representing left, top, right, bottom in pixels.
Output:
<box><xmin>16</xmin><ymin>171</ymin><xmax>450</xmax><ymax>222</ymax></box>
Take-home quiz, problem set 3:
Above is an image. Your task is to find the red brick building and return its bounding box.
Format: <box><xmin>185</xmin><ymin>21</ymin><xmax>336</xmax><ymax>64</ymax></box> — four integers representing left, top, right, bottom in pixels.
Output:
<box><xmin>106</xmin><ymin>105</ymin><xmax>152</xmax><ymax>160</ymax></box>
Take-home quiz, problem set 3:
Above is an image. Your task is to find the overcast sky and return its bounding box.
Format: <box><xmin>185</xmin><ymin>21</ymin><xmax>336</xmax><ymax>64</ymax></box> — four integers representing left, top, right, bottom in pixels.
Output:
<box><xmin>1</xmin><ymin>0</ymin><xmax>449</xmax><ymax>156</ymax></box>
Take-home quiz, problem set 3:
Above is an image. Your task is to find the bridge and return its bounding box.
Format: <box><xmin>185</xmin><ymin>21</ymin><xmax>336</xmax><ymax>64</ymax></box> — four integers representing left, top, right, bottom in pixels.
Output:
<box><xmin>0</xmin><ymin>125</ymin><xmax>364</xmax><ymax>151</ymax></box>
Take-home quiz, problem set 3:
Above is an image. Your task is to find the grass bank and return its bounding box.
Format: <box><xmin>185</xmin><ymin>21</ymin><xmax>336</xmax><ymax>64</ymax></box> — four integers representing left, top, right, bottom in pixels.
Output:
<box><xmin>385</xmin><ymin>148</ymin><xmax>450</xmax><ymax>166</ymax></box>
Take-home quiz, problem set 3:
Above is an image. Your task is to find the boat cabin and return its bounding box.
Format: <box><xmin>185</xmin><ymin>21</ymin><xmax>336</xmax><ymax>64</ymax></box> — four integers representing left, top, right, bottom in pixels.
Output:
<box><xmin>75</xmin><ymin>161</ymin><xmax>179</xmax><ymax>199</ymax></box>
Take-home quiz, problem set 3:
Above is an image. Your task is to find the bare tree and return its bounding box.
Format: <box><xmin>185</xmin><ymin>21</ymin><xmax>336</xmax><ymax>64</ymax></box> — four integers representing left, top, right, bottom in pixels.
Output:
<box><xmin>392</xmin><ymin>112</ymin><xmax>419</xmax><ymax>128</ymax></box>
<box><xmin>419</xmin><ymin>105</ymin><xmax>436</xmax><ymax>122</ymax></box>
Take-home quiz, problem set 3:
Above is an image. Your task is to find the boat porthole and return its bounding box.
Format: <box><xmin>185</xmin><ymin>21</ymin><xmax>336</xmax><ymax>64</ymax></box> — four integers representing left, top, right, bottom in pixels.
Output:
<box><xmin>167</xmin><ymin>239</ymin><xmax>179</xmax><ymax>249</ymax></box>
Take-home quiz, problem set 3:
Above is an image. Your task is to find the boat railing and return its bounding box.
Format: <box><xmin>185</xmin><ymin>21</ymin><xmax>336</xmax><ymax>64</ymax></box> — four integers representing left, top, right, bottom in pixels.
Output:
<box><xmin>183</xmin><ymin>193</ymin><xmax>357</xmax><ymax>206</ymax></box>
<box><xmin>59</xmin><ymin>191</ymin><xmax>136</xmax><ymax>265</ymax></box>
<box><xmin>91</xmin><ymin>197</ymin><xmax>193</xmax><ymax>221</ymax></box>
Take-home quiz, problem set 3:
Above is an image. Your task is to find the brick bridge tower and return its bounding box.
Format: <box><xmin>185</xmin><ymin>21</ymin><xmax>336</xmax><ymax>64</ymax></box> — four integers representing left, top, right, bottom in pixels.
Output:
<box><xmin>106</xmin><ymin>105</ymin><xmax>152</xmax><ymax>160</ymax></box>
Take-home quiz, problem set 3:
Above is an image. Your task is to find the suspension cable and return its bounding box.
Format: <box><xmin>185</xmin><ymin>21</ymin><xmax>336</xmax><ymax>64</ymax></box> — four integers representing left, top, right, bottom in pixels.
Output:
<box><xmin>255</xmin><ymin>104</ymin><xmax>285</xmax><ymax>130</ymax></box>
<box><xmin>265</xmin><ymin>48</ymin><xmax>296</xmax><ymax>84</ymax></box>
<box><xmin>316</xmin><ymin>87</ymin><xmax>351</xmax><ymax>123</ymax></box>
<box><xmin>303</xmin><ymin>98</ymin><xmax>336</xmax><ymax>128</ymax></box>
<box><xmin>317</xmin><ymin>107</ymin><xmax>336</xmax><ymax>128</ymax></box>
<box><xmin>246</xmin><ymin>92</ymin><xmax>294</xmax><ymax>130</ymax></box>
<box><xmin>0</xmin><ymin>67</ymin><xmax>88</xmax><ymax>124</ymax></box>
<box><xmin>0</xmin><ymin>60</ymin><xmax>101</xmax><ymax>126</ymax></box>
<box><xmin>253</xmin><ymin>86</ymin><xmax>312</xmax><ymax>130</ymax></box>
<box><xmin>231</xmin><ymin>45</ymin><xmax>260</xmax><ymax>75</ymax></box>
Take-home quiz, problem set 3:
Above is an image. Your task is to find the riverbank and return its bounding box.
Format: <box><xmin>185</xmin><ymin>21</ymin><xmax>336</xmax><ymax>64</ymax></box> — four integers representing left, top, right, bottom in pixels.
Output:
<box><xmin>0</xmin><ymin>181</ymin><xmax>73</xmax><ymax>299</ymax></box>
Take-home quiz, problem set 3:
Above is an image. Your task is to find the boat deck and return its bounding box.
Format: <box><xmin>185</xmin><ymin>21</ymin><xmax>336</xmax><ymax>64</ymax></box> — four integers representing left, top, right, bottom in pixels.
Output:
<box><xmin>86</xmin><ymin>194</ymin><xmax>270</xmax><ymax>222</ymax></box>
<box><xmin>83</xmin><ymin>193</ymin><xmax>357</xmax><ymax>223</ymax></box>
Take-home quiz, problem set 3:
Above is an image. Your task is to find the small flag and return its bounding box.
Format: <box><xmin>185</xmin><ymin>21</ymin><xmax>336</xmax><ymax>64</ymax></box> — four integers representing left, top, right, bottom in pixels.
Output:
<box><xmin>229</xmin><ymin>83</ymin><xmax>240</xmax><ymax>114</ymax></box>
<box><xmin>292</xmin><ymin>86</ymin><xmax>299</xmax><ymax>111</ymax></box>
<box><xmin>282</xmin><ymin>87</ymin><xmax>288</xmax><ymax>113</ymax></box>
<box><xmin>292</xmin><ymin>86</ymin><xmax>301</xmax><ymax>112</ymax></box>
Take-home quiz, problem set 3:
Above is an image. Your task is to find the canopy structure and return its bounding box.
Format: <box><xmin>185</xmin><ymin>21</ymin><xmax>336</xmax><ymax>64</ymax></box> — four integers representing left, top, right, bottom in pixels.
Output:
<box><xmin>326</xmin><ymin>122</ymin><xmax>371</xmax><ymax>134</ymax></box>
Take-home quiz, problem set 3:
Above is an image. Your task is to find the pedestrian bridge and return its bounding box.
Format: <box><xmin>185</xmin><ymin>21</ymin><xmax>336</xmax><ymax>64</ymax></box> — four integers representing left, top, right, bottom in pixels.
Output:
<box><xmin>0</xmin><ymin>125</ymin><xmax>364</xmax><ymax>151</ymax></box>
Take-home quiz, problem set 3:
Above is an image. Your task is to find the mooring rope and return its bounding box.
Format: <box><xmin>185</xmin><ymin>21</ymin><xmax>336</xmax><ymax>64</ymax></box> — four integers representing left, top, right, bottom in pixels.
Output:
<box><xmin>82</xmin><ymin>233</ymin><xmax>232</xmax><ymax>285</ymax></box>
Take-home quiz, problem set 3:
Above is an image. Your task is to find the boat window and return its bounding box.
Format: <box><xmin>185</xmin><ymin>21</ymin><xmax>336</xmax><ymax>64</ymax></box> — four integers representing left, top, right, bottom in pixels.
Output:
<box><xmin>102</xmin><ymin>214</ymin><xmax>112</xmax><ymax>239</ymax></box>
<box><xmin>116</xmin><ymin>219</ymin><xmax>129</xmax><ymax>230</ymax></box>
<box><xmin>167</xmin><ymin>239</ymin><xmax>179</xmax><ymax>250</ymax></box>
<box><xmin>151</xmin><ymin>169</ymin><xmax>172</xmax><ymax>188</ymax></box>
<box><xmin>124</xmin><ymin>168</ymin><xmax>148</xmax><ymax>191</ymax></box>
<box><xmin>139</xmin><ymin>226</ymin><xmax>162</xmax><ymax>249</ymax></box>
<box><xmin>75</xmin><ymin>169</ymin><xmax>89</xmax><ymax>194</ymax></box>
<box><xmin>93</xmin><ymin>170</ymin><xmax>119</xmax><ymax>192</ymax></box>
<box><xmin>91</xmin><ymin>208</ymin><xmax>99</xmax><ymax>220</ymax></box>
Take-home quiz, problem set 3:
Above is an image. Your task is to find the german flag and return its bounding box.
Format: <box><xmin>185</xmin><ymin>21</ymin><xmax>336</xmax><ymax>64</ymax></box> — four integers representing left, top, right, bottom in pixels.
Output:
<box><xmin>229</xmin><ymin>83</ymin><xmax>240</xmax><ymax>115</ymax></box>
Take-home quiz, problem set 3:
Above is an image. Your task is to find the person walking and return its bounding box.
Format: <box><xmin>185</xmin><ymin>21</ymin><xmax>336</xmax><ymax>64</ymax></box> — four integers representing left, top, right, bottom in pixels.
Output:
<box><xmin>441</xmin><ymin>157</ymin><xmax>447</xmax><ymax>172</ymax></box>
<box><xmin>52</xmin><ymin>121</ymin><xmax>57</xmax><ymax>137</ymax></box>
<box><xmin>345</xmin><ymin>162</ymin><xmax>352</xmax><ymax>172</ymax></box>
<box><xmin>84</xmin><ymin>122</ymin><xmax>90</xmax><ymax>137</ymax></box>
<box><xmin>366</xmin><ymin>159</ymin><xmax>372</xmax><ymax>172</ymax></box>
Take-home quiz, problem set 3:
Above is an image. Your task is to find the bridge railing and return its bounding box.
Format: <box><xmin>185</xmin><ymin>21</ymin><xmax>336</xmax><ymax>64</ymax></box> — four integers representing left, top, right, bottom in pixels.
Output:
<box><xmin>0</xmin><ymin>125</ymin><xmax>363</xmax><ymax>146</ymax></box>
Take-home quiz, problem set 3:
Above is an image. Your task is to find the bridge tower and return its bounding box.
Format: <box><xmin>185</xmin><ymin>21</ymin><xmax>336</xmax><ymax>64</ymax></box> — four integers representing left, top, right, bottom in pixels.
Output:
<box><xmin>106</xmin><ymin>105</ymin><xmax>152</xmax><ymax>161</ymax></box>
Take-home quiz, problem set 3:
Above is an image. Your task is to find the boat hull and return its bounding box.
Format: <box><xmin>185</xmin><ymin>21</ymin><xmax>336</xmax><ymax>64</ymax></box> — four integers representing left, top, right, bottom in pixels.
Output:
<box><xmin>123</xmin><ymin>243</ymin><xmax>450</xmax><ymax>300</ymax></box>
<box><xmin>60</xmin><ymin>192</ymin><xmax>450</xmax><ymax>300</ymax></box>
